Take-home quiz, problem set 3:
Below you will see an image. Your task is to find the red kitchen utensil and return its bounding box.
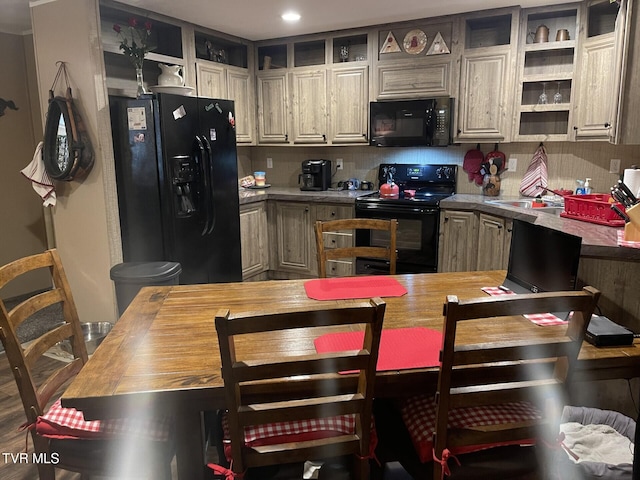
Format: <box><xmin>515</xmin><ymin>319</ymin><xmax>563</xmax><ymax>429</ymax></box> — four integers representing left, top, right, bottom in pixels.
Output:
<box><xmin>463</xmin><ymin>143</ymin><xmax>484</xmax><ymax>185</ymax></box>
<box><xmin>485</xmin><ymin>143</ymin><xmax>507</xmax><ymax>173</ymax></box>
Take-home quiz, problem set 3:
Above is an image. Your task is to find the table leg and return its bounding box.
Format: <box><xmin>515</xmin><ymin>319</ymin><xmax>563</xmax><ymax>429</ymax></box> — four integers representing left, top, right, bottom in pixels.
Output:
<box><xmin>175</xmin><ymin>410</ymin><xmax>206</xmax><ymax>480</ymax></box>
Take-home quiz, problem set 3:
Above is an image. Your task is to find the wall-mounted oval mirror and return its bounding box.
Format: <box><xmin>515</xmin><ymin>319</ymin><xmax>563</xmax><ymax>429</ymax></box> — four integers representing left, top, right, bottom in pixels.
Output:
<box><xmin>43</xmin><ymin>94</ymin><xmax>94</xmax><ymax>181</ymax></box>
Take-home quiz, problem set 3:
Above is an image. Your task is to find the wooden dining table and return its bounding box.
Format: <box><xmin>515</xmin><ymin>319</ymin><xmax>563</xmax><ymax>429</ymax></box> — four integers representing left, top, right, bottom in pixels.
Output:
<box><xmin>61</xmin><ymin>270</ymin><xmax>640</xmax><ymax>479</ymax></box>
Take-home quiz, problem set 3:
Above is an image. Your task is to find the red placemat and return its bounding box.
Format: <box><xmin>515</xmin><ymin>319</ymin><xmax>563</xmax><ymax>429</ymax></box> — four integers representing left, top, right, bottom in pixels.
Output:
<box><xmin>314</xmin><ymin>327</ymin><xmax>442</xmax><ymax>372</ymax></box>
<box><xmin>481</xmin><ymin>287</ymin><xmax>568</xmax><ymax>326</ymax></box>
<box><xmin>304</xmin><ymin>276</ymin><xmax>407</xmax><ymax>301</ymax></box>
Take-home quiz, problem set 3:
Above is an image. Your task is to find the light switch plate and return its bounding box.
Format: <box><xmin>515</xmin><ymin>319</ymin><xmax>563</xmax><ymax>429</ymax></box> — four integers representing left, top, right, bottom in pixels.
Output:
<box><xmin>336</xmin><ymin>158</ymin><xmax>343</xmax><ymax>170</ymax></box>
<box><xmin>508</xmin><ymin>157</ymin><xmax>517</xmax><ymax>172</ymax></box>
<box><xmin>267</xmin><ymin>157</ymin><xmax>273</xmax><ymax>169</ymax></box>
<box><xmin>610</xmin><ymin>158</ymin><xmax>621</xmax><ymax>174</ymax></box>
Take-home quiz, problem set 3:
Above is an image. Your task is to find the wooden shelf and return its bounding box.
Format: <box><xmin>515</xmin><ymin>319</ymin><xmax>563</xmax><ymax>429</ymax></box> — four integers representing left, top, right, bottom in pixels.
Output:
<box><xmin>520</xmin><ymin>103</ymin><xmax>571</xmax><ymax>113</ymax></box>
<box><xmin>523</xmin><ymin>39</ymin><xmax>576</xmax><ymax>51</ymax></box>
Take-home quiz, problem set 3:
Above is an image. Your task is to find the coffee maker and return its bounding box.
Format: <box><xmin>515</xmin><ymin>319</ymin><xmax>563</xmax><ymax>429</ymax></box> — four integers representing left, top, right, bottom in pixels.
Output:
<box><xmin>299</xmin><ymin>159</ymin><xmax>332</xmax><ymax>191</ymax></box>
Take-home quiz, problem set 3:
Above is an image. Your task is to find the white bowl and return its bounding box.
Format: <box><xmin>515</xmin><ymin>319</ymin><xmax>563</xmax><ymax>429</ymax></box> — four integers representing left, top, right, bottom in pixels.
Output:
<box><xmin>149</xmin><ymin>85</ymin><xmax>195</xmax><ymax>96</ymax></box>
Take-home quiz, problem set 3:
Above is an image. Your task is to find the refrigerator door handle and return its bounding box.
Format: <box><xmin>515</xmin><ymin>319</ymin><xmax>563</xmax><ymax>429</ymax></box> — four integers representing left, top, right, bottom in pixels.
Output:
<box><xmin>194</xmin><ymin>135</ymin><xmax>211</xmax><ymax>236</ymax></box>
<box><xmin>202</xmin><ymin>136</ymin><xmax>216</xmax><ymax>235</ymax></box>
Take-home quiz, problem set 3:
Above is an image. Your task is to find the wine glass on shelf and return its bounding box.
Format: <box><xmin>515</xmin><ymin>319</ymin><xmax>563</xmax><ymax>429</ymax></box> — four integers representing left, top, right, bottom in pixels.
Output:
<box><xmin>538</xmin><ymin>82</ymin><xmax>548</xmax><ymax>105</ymax></box>
<box><xmin>553</xmin><ymin>81</ymin><xmax>563</xmax><ymax>104</ymax></box>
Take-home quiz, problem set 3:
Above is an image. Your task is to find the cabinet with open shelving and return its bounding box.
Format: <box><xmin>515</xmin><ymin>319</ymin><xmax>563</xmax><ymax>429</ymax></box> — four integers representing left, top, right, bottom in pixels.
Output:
<box><xmin>573</xmin><ymin>0</ymin><xmax>623</xmax><ymax>141</ymax></box>
<box><xmin>255</xmin><ymin>33</ymin><xmax>369</xmax><ymax>145</ymax></box>
<box><xmin>513</xmin><ymin>6</ymin><xmax>580</xmax><ymax>141</ymax></box>
<box><xmin>194</xmin><ymin>31</ymin><xmax>255</xmax><ymax>144</ymax></box>
<box><xmin>456</xmin><ymin>10</ymin><xmax>518</xmax><ymax>142</ymax></box>
<box><xmin>100</xmin><ymin>4</ymin><xmax>184</xmax><ymax>97</ymax></box>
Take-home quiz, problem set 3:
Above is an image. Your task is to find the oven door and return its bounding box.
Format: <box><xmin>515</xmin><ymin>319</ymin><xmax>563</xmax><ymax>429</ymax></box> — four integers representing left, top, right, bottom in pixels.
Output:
<box><xmin>355</xmin><ymin>202</ymin><xmax>439</xmax><ymax>274</ymax></box>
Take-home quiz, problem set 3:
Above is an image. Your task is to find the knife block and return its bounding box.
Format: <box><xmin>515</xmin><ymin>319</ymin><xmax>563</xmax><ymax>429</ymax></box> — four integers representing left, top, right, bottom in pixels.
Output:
<box><xmin>624</xmin><ymin>222</ymin><xmax>640</xmax><ymax>242</ymax></box>
<box><xmin>624</xmin><ymin>204</ymin><xmax>640</xmax><ymax>241</ymax></box>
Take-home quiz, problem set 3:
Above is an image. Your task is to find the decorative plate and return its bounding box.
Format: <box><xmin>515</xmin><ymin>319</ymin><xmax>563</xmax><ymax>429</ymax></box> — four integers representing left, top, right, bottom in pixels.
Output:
<box><xmin>149</xmin><ymin>85</ymin><xmax>195</xmax><ymax>96</ymax></box>
<box><xmin>403</xmin><ymin>29</ymin><xmax>427</xmax><ymax>54</ymax></box>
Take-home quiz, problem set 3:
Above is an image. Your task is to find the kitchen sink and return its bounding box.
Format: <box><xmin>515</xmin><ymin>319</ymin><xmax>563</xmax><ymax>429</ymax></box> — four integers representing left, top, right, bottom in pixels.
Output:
<box><xmin>485</xmin><ymin>199</ymin><xmax>564</xmax><ymax>215</ymax></box>
<box><xmin>485</xmin><ymin>199</ymin><xmax>535</xmax><ymax>208</ymax></box>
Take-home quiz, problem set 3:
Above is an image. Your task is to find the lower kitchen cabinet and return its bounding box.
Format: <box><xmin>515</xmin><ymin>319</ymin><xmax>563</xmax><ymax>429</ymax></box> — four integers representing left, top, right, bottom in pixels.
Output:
<box><xmin>477</xmin><ymin>213</ymin><xmax>513</xmax><ymax>271</ymax></box>
<box><xmin>239</xmin><ymin>202</ymin><xmax>269</xmax><ymax>281</ymax></box>
<box><xmin>439</xmin><ymin>210</ymin><xmax>513</xmax><ymax>273</ymax></box>
<box><xmin>268</xmin><ymin>201</ymin><xmax>354</xmax><ymax>278</ymax></box>
<box><xmin>438</xmin><ymin>210</ymin><xmax>478</xmax><ymax>273</ymax></box>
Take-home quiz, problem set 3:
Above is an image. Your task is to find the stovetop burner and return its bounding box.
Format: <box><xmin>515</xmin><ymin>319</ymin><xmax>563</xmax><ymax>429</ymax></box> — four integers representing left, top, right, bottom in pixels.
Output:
<box><xmin>356</xmin><ymin>163</ymin><xmax>457</xmax><ymax>206</ymax></box>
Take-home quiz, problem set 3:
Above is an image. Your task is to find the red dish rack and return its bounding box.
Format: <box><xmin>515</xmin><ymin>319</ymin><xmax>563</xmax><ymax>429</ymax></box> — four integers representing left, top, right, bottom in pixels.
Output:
<box><xmin>560</xmin><ymin>194</ymin><xmax>626</xmax><ymax>227</ymax></box>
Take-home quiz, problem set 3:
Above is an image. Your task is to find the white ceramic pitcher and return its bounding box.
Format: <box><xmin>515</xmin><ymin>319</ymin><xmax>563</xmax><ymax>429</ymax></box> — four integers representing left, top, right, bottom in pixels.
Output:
<box><xmin>158</xmin><ymin>64</ymin><xmax>184</xmax><ymax>86</ymax></box>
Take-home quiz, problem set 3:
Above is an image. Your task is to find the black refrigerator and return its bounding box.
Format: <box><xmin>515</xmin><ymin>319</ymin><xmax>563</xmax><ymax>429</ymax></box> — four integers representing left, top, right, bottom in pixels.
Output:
<box><xmin>109</xmin><ymin>93</ymin><xmax>242</xmax><ymax>284</ymax></box>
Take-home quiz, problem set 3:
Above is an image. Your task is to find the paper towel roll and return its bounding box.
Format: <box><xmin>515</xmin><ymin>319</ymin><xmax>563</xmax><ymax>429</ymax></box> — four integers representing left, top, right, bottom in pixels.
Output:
<box><xmin>623</xmin><ymin>168</ymin><xmax>640</xmax><ymax>199</ymax></box>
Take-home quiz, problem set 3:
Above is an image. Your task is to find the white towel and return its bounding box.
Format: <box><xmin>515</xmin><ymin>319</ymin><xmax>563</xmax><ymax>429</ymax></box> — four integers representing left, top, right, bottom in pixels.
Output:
<box><xmin>560</xmin><ymin>421</ymin><xmax>635</xmax><ymax>465</ymax></box>
<box><xmin>21</xmin><ymin>141</ymin><xmax>56</xmax><ymax>207</ymax></box>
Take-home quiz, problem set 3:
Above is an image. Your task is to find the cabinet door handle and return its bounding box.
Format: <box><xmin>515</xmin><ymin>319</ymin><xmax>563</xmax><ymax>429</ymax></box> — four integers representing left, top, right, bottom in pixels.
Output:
<box><xmin>304</xmin><ymin>207</ymin><xmax>309</xmax><ymax>212</ymax></box>
<box><xmin>604</xmin><ymin>122</ymin><xmax>611</xmax><ymax>128</ymax></box>
<box><xmin>285</xmin><ymin>134</ymin><xmax>288</xmax><ymax>141</ymax></box>
<box><xmin>331</xmin><ymin>211</ymin><xmax>336</xmax><ymax>216</ymax></box>
<box><xmin>573</xmin><ymin>126</ymin><xmax>578</xmax><ymax>130</ymax></box>
<box><xmin>322</xmin><ymin>134</ymin><xmax>326</xmax><ymax>141</ymax></box>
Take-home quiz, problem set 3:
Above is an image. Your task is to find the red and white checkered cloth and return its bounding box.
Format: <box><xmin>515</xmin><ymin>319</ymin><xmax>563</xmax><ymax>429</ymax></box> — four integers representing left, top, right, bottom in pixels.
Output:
<box><xmin>481</xmin><ymin>287</ymin><xmax>569</xmax><ymax>326</ymax></box>
<box><xmin>401</xmin><ymin>394</ymin><xmax>542</xmax><ymax>463</ymax></box>
<box><xmin>35</xmin><ymin>398</ymin><xmax>171</xmax><ymax>441</ymax></box>
<box><xmin>223</xmin><ymin>412</ymin><xmax>356</xmax><ymax>447</ymax></box>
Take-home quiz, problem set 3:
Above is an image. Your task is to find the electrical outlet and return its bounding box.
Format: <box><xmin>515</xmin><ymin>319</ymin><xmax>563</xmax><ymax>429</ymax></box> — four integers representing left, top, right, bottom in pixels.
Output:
<box><xmin>610</xmin><ymin>158</ymin><xmax>621</xmax><ymax>174</ymax></box>
<box><xmin>508</xmin><ymin>157</ymin><xmax>517</xmax><ymax>172</ymax></box>
<box><xmin>267</xmin><ymin>157</ymin><xmax>273</xmax><ymax>169</ymax></box>
<box><xmin>336</xmin><ymin>158</ymin><xmax>343</xmax><ymax>170</ymax></box>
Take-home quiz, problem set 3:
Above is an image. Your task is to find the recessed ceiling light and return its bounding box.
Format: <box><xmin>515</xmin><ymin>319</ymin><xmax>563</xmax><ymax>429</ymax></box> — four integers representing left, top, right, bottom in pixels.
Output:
<box><xmin>282</xmin><ymin>11</ymin><xmax>301</xmax><ymax>22</ymax></box>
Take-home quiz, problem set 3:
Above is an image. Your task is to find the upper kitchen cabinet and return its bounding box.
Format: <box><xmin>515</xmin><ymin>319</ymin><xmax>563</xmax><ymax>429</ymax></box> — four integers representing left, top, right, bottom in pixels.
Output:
<box><xmin>195</xmin><ymin>31</ymin><xmax>255</xmax><ymax>144</ymax></box>
<box><xmin>100</xmin><ymin>3</ymin><xmax>185</xmax><ymax>97</ymax></box>
<box><xmin>330</xmin><ymin>65</ymin><xmax>369</xmax><ymax>143</ymax></box>
<box><xmin>291</xmin><ymin>40</ymin><xmax>328</xmax><ymax>144</ymax></box>
<box><xmin>612</xmin><ymin>0</ymin><xmax>640</xmax><ymax>144</ymax></box>
<box><xmin>374</xmin><ymin>20</ymin><xmax>458</xmax><ymax>100</ymax></box>
<box><xmin>573</xmin><ymin>0</ymin><xmax>620</xmax><ymax>141</ymax></box>
<box><xmin>255</xmin><ymin>33</ymin><xmax>369</xmax><ymax>145</ymax></box>
<box><xmin>513</xmin><ymin>5</ymin><xmax>580</xmax><ymax>142</ymax></box>
<box><xmin>576</xmin><ymin>0</ymin><xmax>640</xmax><ymax>145</ymax></box>
<box><xmin>457</xmin><ymin>10</ymin><xmax>519</xmax><ymax>142</ymax></box>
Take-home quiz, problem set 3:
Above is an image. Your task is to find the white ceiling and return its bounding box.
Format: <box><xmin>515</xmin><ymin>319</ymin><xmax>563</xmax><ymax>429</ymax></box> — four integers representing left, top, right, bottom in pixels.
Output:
<box><xmin>6</xmin><ymin>0</ymin><xmax>563</xmax><ymax>39</ymax></box>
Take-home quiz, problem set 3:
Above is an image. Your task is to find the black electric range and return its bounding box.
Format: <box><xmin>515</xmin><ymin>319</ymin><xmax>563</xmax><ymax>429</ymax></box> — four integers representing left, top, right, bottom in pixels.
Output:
<box><xmin>355</xmin><ymin>163</ymin><xmax>457</xmax><ymax>274</ymax></box>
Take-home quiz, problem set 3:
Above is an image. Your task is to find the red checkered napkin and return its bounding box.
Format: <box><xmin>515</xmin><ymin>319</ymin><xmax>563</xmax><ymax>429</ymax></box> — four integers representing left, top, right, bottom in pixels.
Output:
<box><xmin>481</xmin><ymin>287</ymin><xmax>569</xmax><ymax>326</ymax></box>
<box><xmin>401</xmin><ymin>394</ymin><xmax>542</xmax><ymax>463</ymax></box>
<box><xmin>36</xmin><ymin>398</ymin><xmax>171</xmax><ymax>441</ymax></box>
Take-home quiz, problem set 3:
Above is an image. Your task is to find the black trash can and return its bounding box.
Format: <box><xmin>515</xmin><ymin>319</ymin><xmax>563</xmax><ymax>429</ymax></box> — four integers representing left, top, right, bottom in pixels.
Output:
<box><xmin>110</xmin><ymin>262</ymin><xmax>182</xmax><ymax>316</ymax></box>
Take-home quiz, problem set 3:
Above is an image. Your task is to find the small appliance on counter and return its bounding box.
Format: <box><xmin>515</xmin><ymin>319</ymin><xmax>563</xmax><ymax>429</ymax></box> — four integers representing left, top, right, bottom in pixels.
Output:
<box><xmin>299</xmin><ymin>159</ymin><xmax>332</xmax><ymax>191</ymax></box>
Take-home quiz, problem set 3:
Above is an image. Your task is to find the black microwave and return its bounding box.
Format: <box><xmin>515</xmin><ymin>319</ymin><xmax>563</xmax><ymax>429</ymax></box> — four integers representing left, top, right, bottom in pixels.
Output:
<box><xmin>369</xmin><ymin>97</ymin><xmax>453</xmax><ymax>147</ymax></box>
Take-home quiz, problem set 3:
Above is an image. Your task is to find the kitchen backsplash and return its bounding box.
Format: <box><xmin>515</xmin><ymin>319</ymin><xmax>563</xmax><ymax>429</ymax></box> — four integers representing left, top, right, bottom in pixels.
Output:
<box><xmin>241</xmin><ymin>143</ymin><xmax>640</xmax><ymax>197</ymax></box>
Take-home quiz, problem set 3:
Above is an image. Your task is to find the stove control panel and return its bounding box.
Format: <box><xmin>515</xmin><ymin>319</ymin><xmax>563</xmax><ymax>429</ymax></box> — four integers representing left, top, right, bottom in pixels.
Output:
<box><xmin>378</xmin><ymin>163</ymin><xmax>457</xmax><ymax>186</ymax></box>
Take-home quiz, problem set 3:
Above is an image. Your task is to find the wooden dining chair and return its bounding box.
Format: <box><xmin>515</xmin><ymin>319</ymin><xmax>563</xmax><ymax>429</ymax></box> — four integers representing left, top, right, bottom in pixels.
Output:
<box><xmin>214</xmin><ymin>297</ymin><xmax>386</xmax><ymax>479</ymax></box>
<box><xmin>0</xmin><ymin>249</ymin><xmax>174</xmax><ymax>480</ymax></box>
<box><xmin>394</xmin><ymin>286</ymin><xmax>600</xmax><ymax>479</ymax></box>
<box><xmin>314</xmin><ymin>218</ymin><xmax>398</xmax><ymax>277</ymax></box>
